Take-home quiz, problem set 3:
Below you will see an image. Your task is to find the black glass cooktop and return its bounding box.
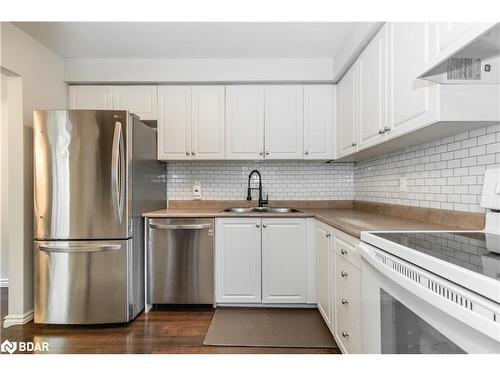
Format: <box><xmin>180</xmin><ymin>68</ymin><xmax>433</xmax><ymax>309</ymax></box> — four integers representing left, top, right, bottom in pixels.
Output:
<box><xmin>373</xmin><ymin>232</ymin><xmax>500</xmax><ymax>282</ymax></box>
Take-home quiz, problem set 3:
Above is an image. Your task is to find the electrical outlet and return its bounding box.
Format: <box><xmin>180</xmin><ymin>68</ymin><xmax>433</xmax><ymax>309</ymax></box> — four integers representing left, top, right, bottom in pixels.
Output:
<box><xmin>192</xmin><ymin>184</ymin><xmax>202</xmax><ymax>200</ymax></box>
<box><xmin>399</xmin><ymin>177</ymin><xmax>408</xmax><ymax>192</ymax></box>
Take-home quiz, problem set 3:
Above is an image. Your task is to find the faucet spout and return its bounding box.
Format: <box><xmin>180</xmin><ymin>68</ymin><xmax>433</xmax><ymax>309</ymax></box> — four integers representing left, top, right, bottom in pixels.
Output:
<box><xmin>247</xmin><ymin>170</ymin><xmax>268</xmax><ymax>207</ymax></box>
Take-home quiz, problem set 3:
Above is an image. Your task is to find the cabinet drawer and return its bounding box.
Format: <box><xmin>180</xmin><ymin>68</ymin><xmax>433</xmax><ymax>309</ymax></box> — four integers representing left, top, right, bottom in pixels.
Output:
<box><xmin>336</xmin><ymin>298</ymin><xmax>361</xmax><ymax>353</ymax></box>
<box><xmin>335</xmin><ymin>254</ymin><xmax>360</xmax><ymax>302</ymax></box>
<box><xmin>334</xmin><ymin>237</ymin><xmax>360</xmax><ymax>270</ymax></box>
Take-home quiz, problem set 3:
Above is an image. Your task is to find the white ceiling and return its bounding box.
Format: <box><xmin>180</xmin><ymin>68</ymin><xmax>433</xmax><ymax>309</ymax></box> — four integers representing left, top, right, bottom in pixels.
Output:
<box><xmin>14</xmin><ymin>22</ymin><xmax>361</xmax><ymax>59</ymax></box>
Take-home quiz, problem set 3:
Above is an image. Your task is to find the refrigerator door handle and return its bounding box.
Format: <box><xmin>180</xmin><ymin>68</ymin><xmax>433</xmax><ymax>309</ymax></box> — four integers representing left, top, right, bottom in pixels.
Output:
<box><xmin>148</xmin><ymin>223</ymin><xmax>212</xmax><ymax>230</ymax></box>
<box><xmin>111</xmin><ymin>121</ymin><xmax>125</xmax><ymax>222</ymax></box>
<box><xmin>38</xmin><ymin>244</ymin><xmax>122</xmax><ymax>253</ymax></box>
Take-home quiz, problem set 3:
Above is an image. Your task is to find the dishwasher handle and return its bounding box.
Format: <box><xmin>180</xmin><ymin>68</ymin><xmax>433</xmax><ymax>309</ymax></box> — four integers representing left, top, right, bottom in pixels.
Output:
<box><xmin>148</xmin><ymin>223</ymin><xmax>212</xmax><ymax>230</ymax></box>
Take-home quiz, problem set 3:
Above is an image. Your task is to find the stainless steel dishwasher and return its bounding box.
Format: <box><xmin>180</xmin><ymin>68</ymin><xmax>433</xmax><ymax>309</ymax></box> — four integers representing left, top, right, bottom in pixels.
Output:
<box><xmin>146</xmin><ymin>218</ymin><xmax>214</xmax><ymax>304</ymax></box>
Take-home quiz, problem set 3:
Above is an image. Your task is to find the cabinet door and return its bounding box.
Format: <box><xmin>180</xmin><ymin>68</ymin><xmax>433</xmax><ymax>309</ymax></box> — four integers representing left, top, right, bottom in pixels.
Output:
<box><xmin>303</xmin><ymin>85</ymin><xmax>334</xmax><ymax>159</ymax></box>
<box><xmin>264</xmin><ymin>85</ymin><xmax>304</xmax><ymax>159</ymax></box>
<box><xmin>112</xmin><ymin>86</ymin><xmax>158</xmax><ymax>120</ymax></box>
<box><xmin>388</xmin><ymin>23</ymin><xmax>438</xmax><ymax>138</ymax></box>
<box><xmin>225</xmin><ymin>85</ymin><xmax>264</xmax><ymax>159</ymax></box>
<box><xmin>261</xmin><ymin>218</ymin><xmax>307</xmax><ymax>304</ymax></box>
<box><xmin>69</xmin><ymin>86</ymin><xmax>113</xmax><ymax>110</ymax></box>
<box><xmin>157</xmin><ymin>86</ymin><xmax>192</xmax><ymax>160</ymax></box>
<box><xmin>315</xmin><ymin>222</ymin><xmax>332</xmax><ymax>329</ymax></box>
<box><xmin>216</xmin><ymin>218</ymin><xmax>262</xmax><ymax>303</ymax></box>
<box><xmin>191</xmin><ymin>86</ymin><xmax>225</xmax><ymax>160</ymax></box>
<box><xmin>435</xmin><ymin>22</ymin><xmax>487</xmax><ymax>54</ymax></box>
<box><xmin>358</xmin><ymin>26</ymin><xmax>388</xmax><ymax>150</ymax></box>
<box><xmin>337</xmin><ymin>66</ymin><xmax>358</xmax><ymax>157</ymax></box>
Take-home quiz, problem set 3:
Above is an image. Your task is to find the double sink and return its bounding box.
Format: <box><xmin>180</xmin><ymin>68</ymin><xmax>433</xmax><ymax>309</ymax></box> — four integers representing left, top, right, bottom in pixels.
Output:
<box><xmin>221</xmin><ymin>207</ymin><xmax>301</xmax><ymax>214</ymax></box>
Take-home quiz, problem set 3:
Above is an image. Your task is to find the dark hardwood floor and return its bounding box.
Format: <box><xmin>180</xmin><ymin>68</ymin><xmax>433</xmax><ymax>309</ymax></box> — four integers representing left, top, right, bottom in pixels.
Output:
<box><xmin>0</xmin><ymin>288</ymin><xmax>340</xmax><ymax>354</ymax></box>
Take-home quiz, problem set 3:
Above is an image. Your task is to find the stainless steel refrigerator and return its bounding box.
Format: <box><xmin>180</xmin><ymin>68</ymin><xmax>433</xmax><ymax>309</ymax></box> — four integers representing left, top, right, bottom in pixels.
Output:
<box><xmin>33</xmin><ymin>110</ymin><xmax>165</xmax><ymax>324</ymax></box>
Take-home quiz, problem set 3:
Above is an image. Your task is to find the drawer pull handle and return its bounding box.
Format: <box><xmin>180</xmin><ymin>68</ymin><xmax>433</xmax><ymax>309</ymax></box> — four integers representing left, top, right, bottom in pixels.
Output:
<box><xmin>341</xmin><ymin>249</ymin><xmax>348</xmax><ymax>255</ymax></box>
<box><xmin>342</xmin><ymin>331</ymin><xmax>349</xmax><ymax>338</ymax></box>
<box><xmin>341</xmin><ymin>298</ymin><xmax>348</xmax><ymax>305</ymax></box>
<box><xmin>341</xmin><ymin>271</ymin><xmax>348</xmax><ymax>278</ymax></box>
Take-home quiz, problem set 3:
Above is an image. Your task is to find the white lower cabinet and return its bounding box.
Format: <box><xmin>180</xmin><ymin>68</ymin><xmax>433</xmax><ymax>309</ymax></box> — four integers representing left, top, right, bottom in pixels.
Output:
<box><xmin>315</xmin><ymin>221</ymin><xmax>334</xmax><ymax>331</ymax></box>
<box><xmin>216</xmin><ymin>218</ymin><xmax>262</xmax><ymax>303</ymax></box>
<box><xmin>216</xmin><ymin>217</ymin><xmax>309</xmax><ymax>305</ymax></box>
<box><xmin>334</xmin><ymin>235</ymin><xmax>361</xmax><ymax>354</ymax></box>
<box><xmin>262</xmin><ymin>218</ymin><xmax>307</xmax><ymax>304</ymax></box>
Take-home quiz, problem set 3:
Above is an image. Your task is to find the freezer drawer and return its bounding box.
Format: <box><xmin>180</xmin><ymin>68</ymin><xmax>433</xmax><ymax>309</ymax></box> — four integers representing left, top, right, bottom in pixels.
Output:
<box><xmin>34</xmin><ymin>239</ymin><xmax>129</xmax><ymax>324</ymax></box>
<box><xmin>146</xmin><ymin>218</ymin><xmax>214</xmax><ymax>304</ymax></box>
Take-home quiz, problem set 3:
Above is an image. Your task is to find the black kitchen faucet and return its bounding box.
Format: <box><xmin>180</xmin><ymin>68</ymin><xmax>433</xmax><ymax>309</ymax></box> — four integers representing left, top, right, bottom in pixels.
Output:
<box><xmin>247</xmin><ymin>170</ymin><xmax>269</xmax><ymax>207</ymax></box>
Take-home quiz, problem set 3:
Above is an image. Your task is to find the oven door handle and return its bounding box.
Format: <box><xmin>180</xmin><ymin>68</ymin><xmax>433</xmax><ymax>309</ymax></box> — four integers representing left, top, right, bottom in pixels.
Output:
<box><xmin>358</xmin><ymin>243</ymin><xmax>500</xmax><ymax>343</ymax></box>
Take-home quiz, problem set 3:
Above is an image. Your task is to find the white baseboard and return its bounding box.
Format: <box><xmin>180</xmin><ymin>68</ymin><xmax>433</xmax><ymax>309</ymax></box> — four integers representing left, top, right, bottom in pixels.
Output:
<box><xmin>3</xmin><ymin>309</ymin><xmax>33</xmax><ymax>328</ymax></box>
<box><xmin>0</xmin><ymin>279</ymin><xmax>8</xmax><ymax>287</ymax></box>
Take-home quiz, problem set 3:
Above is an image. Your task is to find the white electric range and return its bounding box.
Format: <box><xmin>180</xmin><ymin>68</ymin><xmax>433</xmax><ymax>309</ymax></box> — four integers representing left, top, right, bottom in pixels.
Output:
<box><xmin>357</xmin><ymin>168</ymin><xmax>500</xmax><ymax>354</ymax></box>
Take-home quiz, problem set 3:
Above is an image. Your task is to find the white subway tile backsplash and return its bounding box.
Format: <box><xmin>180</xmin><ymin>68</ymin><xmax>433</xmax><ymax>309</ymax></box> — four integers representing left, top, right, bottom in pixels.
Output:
<box><xmin>354</xmin><ymin>124</ymin><xmax>500</xmax><ymax>213</ymax></box>
<box><xmin>166</xmin><ymin>161</ymin><xmax>354</xmax><ymax>201</ymax></box>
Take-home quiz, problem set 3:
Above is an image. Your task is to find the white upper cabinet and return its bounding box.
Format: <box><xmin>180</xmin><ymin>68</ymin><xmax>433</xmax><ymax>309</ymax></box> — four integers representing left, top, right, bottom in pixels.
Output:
<box><xmin>261</xmin><ymin>218</ymin><xmax>307</xmax><ymax>304</ymax></box>
<box><xmin>157</xmin><ymin>86</ymin><xmax>192</xmax><ymax>160</ymax></box>
<box><xmin>337</xmin><ymin>65</ymin><xmax>358</xmax><ymax>158</ymax></box>
<box><xmin>112</xmin><ymin>86</ymin><xmax>158</xmax><ymax>120</ymax></box>
<box><xmin>303</xmin><ymin>85</ymin><xmax>335</xmax><ymax>159</ymax></box>
<box><xmin>191</xmin><ymin>86</ymin><xmax>225</xmax><ymax>160</ymax></box>
<box><xmin>69</xmin><ymin>86</ymin><xmax>113</xmax><ymax>110</ymax></box>
<box><xmin>216</xmin><ymin>218</ymin><xmax>262</xmax><ymax>304</ymax></box>
<box><xmin>264</xmin><ymin>85</ymin><xmax>304</xmax><ymax>159</ymax></box>
<box><xmin>387</xmin><ymin>23</ymin><xmax>438</xmax><ymax>138</ymax></box>
<box><xmin>357</xmin><ymin>25</ymin><xmax>388</xmax><ymax>150</ymax></box>
<box><xmin>225</xmin><ymin>85</ymin><xmax>264</xmax><ymax>160</ymax></box>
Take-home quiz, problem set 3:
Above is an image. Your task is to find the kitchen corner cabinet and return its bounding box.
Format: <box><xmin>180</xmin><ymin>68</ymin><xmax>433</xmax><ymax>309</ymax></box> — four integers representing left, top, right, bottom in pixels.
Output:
<box><xmin>70</xmin><ymin>85</ymin><xmax>158</xmax><ymax>120</ymax></box>
<box><xmin>303</xmin><ymin>85</ymin><xmax>335</xmax><ymax>159</ymax></box>
<box><xmin>315</xmin><ymin>221</ymin><xmax>334</xmax><ymax>331</ymax></box>
<box><xmin>157</xmin><ymin>85</ymin><xmax>225</xmax><ymax>160</ymax></box>
<box><xmin>225</xmin><ymin>85</ymin><xmax>265</xmax><ymax>160</ymax></box>
<box><xmin>216</xmin><ymin>217</ymin><xmax>308</xmax><ymax>305</ymax></box>
<box><xmin>264</xmin><ymin>85</ymin><xmax>304</xmax><ymax>159</ymax></box>
<box><xmin>337</xmin><ymin>65</ymin><xmax>358</xmax><ymax>158</ymax></box>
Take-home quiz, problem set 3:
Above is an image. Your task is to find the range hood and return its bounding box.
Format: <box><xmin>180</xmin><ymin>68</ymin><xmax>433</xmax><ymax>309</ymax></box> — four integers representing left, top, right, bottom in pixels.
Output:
<box><xmin>420</xmin><ymin>23</ymin><xmax>500</xmax><ymax>84</ymax></box>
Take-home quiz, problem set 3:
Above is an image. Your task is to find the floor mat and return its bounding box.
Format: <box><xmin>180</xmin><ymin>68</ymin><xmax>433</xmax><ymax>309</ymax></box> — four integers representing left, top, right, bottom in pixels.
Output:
<box><xmin>203</xmin><ymin>308</ymin><xmax>337</xmax><ymax>348</ymax></box>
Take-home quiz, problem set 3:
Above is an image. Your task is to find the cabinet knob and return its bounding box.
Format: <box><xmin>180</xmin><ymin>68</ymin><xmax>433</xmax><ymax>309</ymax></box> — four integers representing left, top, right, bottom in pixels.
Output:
<box><xmin>263</xmin><ymin>224</ymin><xmax>267</xmax><ymax>228</ymax></box>
<box><xmin>379</xmin><ymin>129</ymin><xmax>385</xmax><ymax>134</ymax></box>
<box><xmin>384</xmin><ymin>126</ymin><xmax>391</xmax><ymax>132</ymax></box>
<box><xmin>305</xmin><ymin>151</ymin><xmax>309</xmax><ymax>155</ymax></box>
<box><xmin>259</xmin><ymin>151</ymin><xmax>263</xmax><ymax>156</ymax></box>
<box><xmin>326</xmin><ymin>233</ymin><xmax>331</xmax><ymax>238</ymax></box>
<box><xmin>341</xmin><ymin>249</ymin><xmax>348</xmax><ymax>255</ymax></box>
<box><xmin>341</xmin><ymin>298</ymin><xmax>349</xmax><ymax>305</ymax></box>
<box><xmin>256</xmin><ymin>224</ymin><xmax>260</xmax><ymax>228</ymax></box>
<box><xmin>265</xmin><ymin>151</ymin><xmax>269</xmax><ymax>155</ymax></box>
<box><xmin>341</xmin><ymin>331</ymin><xmax>349</xmax><ymax>338</ymax></box>
<box><xmin>341</xmin><ymin>271</ymin><xmax>348</xmax><ymax>278</ymax></box>
<box><xmin>351</xmin><ymin>142</ymin><xmax>357</xmax><ymax>147</ymax></box>
<box><xmin>191</xmin><ymin>151</ymin><xmax>195</xmax><ymax>156</ymax></box>
<box><xmin>185</xmin><ymin>151</ymin><xmax>190</xmax><ymax>155</ymax></box>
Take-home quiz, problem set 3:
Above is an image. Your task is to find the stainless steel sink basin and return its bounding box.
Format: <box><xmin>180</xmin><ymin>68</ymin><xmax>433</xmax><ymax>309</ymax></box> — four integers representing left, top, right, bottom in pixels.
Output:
<box><xmin>221</xmin><ymin>207</ymin><xmax>301</xmax><ymax>214</ymax></box>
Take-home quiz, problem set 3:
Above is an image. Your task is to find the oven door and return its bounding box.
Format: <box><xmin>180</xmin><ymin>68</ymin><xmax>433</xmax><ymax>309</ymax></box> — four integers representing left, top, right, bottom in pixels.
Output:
<box><xmin>359</xmin><ymin>243</ymin><xmax>500</xmax><ymax>354</ymax></box>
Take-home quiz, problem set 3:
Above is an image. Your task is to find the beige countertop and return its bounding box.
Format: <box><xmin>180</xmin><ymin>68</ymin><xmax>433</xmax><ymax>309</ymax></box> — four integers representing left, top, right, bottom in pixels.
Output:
<box><xmin>142</xmin><ymin>206</ymin><xmax>462</xmax><ymax>239</ymax></box>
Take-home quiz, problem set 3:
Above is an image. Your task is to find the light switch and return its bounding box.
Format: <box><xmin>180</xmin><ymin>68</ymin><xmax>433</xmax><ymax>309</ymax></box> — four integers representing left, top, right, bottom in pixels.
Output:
<box><xmin>192</xmin><ymin>184</ymin><xmax>202</xmax><ymax>200</ymax></box>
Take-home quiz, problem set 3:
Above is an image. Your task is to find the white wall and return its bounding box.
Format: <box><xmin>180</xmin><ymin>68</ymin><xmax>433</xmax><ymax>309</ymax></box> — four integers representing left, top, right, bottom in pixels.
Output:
<box><xmin>0</xmin><ymin>22</ymin><xmax>68</xmax><ymax>325</ymax></box>
<box><xmin>0</xmin><ymin>75</ymin><xmax>8</xmax><ymax>286</ymax></box>
<box><xmin>65</xmin><ymin>57</ymin><xmax>335</xmax><ymax>83</ymax></box>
